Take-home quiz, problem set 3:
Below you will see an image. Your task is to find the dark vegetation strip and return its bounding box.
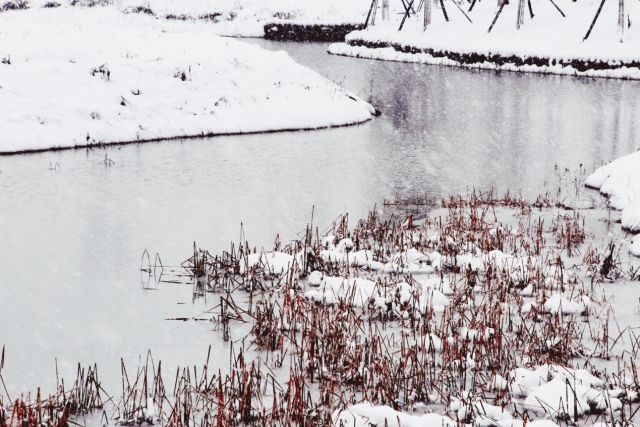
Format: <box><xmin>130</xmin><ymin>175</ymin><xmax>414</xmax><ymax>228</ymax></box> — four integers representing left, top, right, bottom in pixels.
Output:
<box><xmin>346</xmin><ymin>37</ymin><xmax>640</xmax><ymax>73</ymax></box>
<box><xmin>264</xmin><ymin>23</ymin><xmax>365</xmax><ymax>42</ymax></box>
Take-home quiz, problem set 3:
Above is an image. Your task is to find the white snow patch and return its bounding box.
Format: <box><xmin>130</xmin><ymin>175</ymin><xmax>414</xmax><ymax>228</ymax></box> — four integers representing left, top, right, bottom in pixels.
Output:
<box><xmin>543</xmin><ymin>294</ymin><xmax>583</xmax><ymax>315</ymax></box>
<box><xmin>333</xmin><ymin>402</ymin><xmax>456</xmax><ymax>427</ymax></box>
<box><xmin>305</xmin><ymin>276</ymin><xmax>377</xmax><ymax>306</ymax></box>
<box><xmin>240</xmin><ymin>251</ymin><xmax>294</xmax><ymax>276</ymax></box>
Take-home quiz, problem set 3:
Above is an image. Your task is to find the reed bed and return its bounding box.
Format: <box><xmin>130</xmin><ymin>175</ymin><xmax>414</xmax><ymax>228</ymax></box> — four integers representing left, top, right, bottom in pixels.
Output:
<box><xmin>2</xmin><ymin>190</ymin><xmax>639</xmax><ymax>426</ymax></box>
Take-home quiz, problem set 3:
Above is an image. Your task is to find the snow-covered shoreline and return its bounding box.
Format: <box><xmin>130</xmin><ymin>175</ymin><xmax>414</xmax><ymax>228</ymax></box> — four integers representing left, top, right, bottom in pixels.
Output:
<box><xmin>0</xmin><ymin>7</ymin><xmax>375</xmax><ymax>154</ymax></box>
<box><xmin>329</xmin><ymin>39</ymin><xmax>640</xmax><ymax>80</ymax></box>
<box><xmin>0</xmin><ymin>123</ymin><xmax>372</xmax><ymax>156</ymax></box>
<box><xmin>586</xmin><ymin>149</ymin><xmax>640</xmax><ymax>237</ymax></box>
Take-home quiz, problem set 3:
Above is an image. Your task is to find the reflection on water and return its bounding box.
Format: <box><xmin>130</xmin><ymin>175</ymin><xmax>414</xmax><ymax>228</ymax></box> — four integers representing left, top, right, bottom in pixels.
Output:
<box><xmin>257</xmin><ymin>40</ymin><xmax>640</xmax><ymax>196</ymax></box>
<box><xmin>0</xmin><ymin>40</ymin><xmax>639</xmax><ymax>393</ymax></box>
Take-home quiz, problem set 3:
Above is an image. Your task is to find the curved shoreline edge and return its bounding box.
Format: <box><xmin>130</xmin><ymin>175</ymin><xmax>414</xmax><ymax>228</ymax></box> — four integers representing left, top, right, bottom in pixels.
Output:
<box><xmin>0</xmin><ymin>115</ymin><xmax>374</xmax><ymax>156</ymax></box>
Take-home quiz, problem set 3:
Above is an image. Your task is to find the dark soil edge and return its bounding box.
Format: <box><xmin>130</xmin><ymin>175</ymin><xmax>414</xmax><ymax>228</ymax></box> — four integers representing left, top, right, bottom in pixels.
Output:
<box><xmin>345</xmin><ymin>37</ymin><xmax>640</xmax><ymax>73</ymax></box>
<box><xmin>264</xmin><ymin>23</ymin><xmax>365</xmax><ymax>42</ymax></box>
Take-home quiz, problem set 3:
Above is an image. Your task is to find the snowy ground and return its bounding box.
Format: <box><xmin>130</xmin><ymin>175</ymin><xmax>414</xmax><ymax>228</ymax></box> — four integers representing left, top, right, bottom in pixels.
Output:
<box><xmin>0</xmin><ymin>7</ymin><xmax>374</xmax><ymax>153</ymax></box>
<box><xmin>329</xmin><ymin>0</ymin><xmax>640</xmax><ymax>79</ymax></box>
<box><xmin>586</xmin><ymin>149</ymin><xmax>640</xmax><ymax>240</ymax></box>
<box><xmin>4</xmin><ymin>0</ymin><xmax>372</xmax><ymax>37</ymax></box>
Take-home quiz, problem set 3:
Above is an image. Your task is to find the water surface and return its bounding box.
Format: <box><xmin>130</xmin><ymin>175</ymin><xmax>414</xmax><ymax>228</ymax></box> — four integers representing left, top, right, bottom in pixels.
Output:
<box><xmin>1</xmin><ymin>41</ymin><xmax>639</xmax><ymax>393</ymax></box>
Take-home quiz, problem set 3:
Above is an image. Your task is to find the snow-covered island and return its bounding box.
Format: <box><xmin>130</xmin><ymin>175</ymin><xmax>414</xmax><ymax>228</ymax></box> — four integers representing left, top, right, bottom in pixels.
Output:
<box><xmin>329</xmin><ymin>0</ymin><xmax>640</xmax><ymax>79</ymax></box>
<box><xmin>0</xmin><ymin>6</ymin><xmax>375</xmax><ymax>153</ymax></box>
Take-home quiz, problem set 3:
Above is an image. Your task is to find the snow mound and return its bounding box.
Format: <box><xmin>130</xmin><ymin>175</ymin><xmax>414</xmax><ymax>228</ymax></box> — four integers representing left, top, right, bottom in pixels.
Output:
<box><xmin>240</xmin><ymin>251</ymin><xmax>294</xmax><ymax>276</ymax></box>
<box><xmin>458</xmin><ymin>399</ymin><xmax>513</xmax><ymax>425</ymax></box>
<box><xmin>333</xmin><ymin>402</ymin><xmax>456</xmax><ymax>427</ymax></box>
<box><xmin>523</xmin><ymin>377</ymin><xmax>620</xmax><ymax>419</ymax></box>
<box><xmin>586</xmin><ymin>150</ymin><xmax>640</xmax><ymax>233</ymax></box>
<box><xmin>305</xmin><ymin>276</ymin><xmax>377</xmax><ymax>306</ymax></box>
<box><xmin>543</xmin><ymin>294</ymin><xmax>583</xmax><ymax>315</ymax></box>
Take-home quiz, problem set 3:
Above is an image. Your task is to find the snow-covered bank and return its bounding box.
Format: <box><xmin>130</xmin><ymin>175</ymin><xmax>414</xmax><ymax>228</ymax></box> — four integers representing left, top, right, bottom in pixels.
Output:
<box><xmin>329</xmin><ymin>41</ymin><xmax>640</xmax><ymax>80</ymax></box>
<box><xmin>6</xmin><ymin>0</ymin><xmax>371</xmax><ymax>37</ymax></box>
<box><xmin>0</xmin><ymin>7</ymin><xmax>375</xmax><ymax>154</ymax></box>
<box><xmin>329</xmin><ymin>0</ymin><xmax>640</xmax><ymax>79</ymax></box>
<box><xmin>586</xmin><ymin>149</ymin><xmax>640</xmax><ymax>234</ymax></box>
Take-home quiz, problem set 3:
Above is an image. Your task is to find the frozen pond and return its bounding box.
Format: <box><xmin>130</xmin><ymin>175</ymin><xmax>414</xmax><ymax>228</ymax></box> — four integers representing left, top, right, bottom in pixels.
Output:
<box><xmin>1</xmin><ymin>41</ymin><xmax>639</xmax><ymax>394</ymax></box>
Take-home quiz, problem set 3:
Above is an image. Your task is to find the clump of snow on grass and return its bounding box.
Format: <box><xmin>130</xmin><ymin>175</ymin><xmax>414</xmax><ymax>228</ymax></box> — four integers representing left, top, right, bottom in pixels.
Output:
<box><xmin>333</xmin><ymin>402</ymin><xmax>456</xmax><ymax>427</ymax></box>
<box><xmin>508</xmin><ymin>364</ymin><xmax>620</xmax><ymax>419</ymax></box>
<box><xmin>305</xmin><ymin>276</ymin><xmax>377</xmax><ymax>306</ymax></box>
<box><xmin>240</xmin><ymin>251</ymin><xmax>294</xmax><ymax>276</ymax></box>
<box><xmin>304</xmin><ymin>273</ymin><xmax>451</xmax><ymax>313</ymax></box>
<box><xmin>497</xmin><ymin>420</ymin><xmax>559</xmax><ymax>427</ymax></box>
<box><xmin>414</xmin><ymin>275</ymin><xmax>452</xmax><ymax>295</ymax></box>
<box><xmin>543</xmin><ymin>294</ymin><xmax>583</xmax><ymax>315</ymax></box>
<box><xmin>320</xmin><ymin>238</ymin><xmax>441</xmax><ymax>274</ymax></box>
<box><xmin>586</xmin><ymin>150</ymin><xmax>640</xmax><ymax>235</ymax></box>
<box><xmin>0</xmin><ymin>7</ymin><xmax>374</xmax><ymax>153</ymax></box>
<box><xmin>456</xmin><ymin>398</ymin><xmax>513</xmax><ymax>425</ymax></box>
<box><xmin>509</xmin><ymin>365</ymin><xmax>605</xmax><ymax>396</ymax></box>
<box><xmin>523</xmin><ymin>378</ymin><xmax>621</xmax><ymax>419</ymax></box>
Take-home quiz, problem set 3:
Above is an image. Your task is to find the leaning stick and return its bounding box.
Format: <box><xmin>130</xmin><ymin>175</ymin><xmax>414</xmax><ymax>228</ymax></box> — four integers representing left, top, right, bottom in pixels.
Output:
<box><xmin>401</xmin><ymin>0</ymin><xmax>418</xmax><ymax>13</ymax></box>
<box><xmin>440</xmin><ymin>0</ymin><xmax>450</xmax><ymax>21</ymax></box>
<box><xmin>583</xmin><ymin>0</ymin><xmax>606</xmax><ymax>40</ymax></box>
<box><xmin>546</xmin><ymin>0</ymin><xmax>566</xmax><ymax>17</ymax></box>
<box><xmin>488</xmin><ymin>0</ymin><xmax>508</xmax><ymax>32</ymax></box>
<box><xmin>452</xmin><ymin>0</ymin><xmax>473</xmax><ymax>22</ymax></box>
<box><xmin>399</xmin><ymin>0</ymin><xmax>417</xmax><ymax>30</ymax></box>
<box><xmin>364</xmin><ymin>0</ymin><xmax>378</xmax><ymax>27</ymax></box>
